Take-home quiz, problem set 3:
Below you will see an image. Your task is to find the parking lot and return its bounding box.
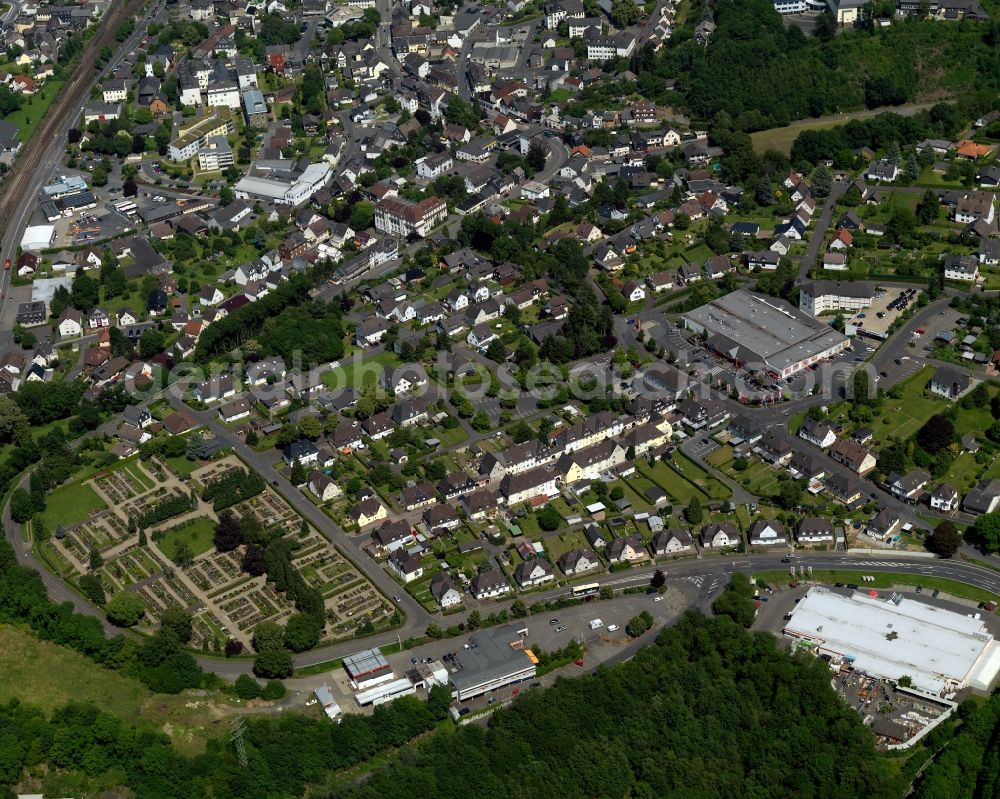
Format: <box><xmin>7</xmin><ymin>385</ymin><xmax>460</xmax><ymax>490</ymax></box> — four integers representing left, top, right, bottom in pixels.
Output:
<box><xmin>850</xmin><ymin>286</ymin><xmax>919</xmax><ymax>338</ymax></box>
<box><xmin>687</xmin><ymin>436</ymin><xmax>719</xmax><ymax>460</ymax></box>
<box><xmin>303</xmin><ymin>587</ymin><xmax>695</xmax><ymax>718</ymax></box>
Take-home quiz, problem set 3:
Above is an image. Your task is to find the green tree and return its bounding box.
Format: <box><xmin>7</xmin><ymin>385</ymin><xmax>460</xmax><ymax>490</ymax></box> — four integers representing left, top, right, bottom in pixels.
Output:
<box><xmin>253</xmin><ymin>620</ymin><xmax>286</xmax><ymax>653</ymax></box>
<box><xmin>159</xmin><ymin>606</ymin><xmax>194</xmax><ymax>643</ymax></box>
<box><xmin>234</xmin><ymin>673</ymin><xmax>263</xmax><ymax>699</ymax></box>
<box><xmin>283</xmin><ymin>612</ymin><xmax>323</xmax><ymax>652</ymax></box>
<box><xmin>537</xmin><ymin>505</ymin><xmax>561</xmax><ymax>531</ymax></box>
<box><xmin>973</xmin><ymin>512</ymin><xmax>1000</xmax><ymax>552</ymax></box>
<box><xmin>105</xmin><ymin>591</ymin><xmax>146</xmax><ymax>627</ymax></box>
<box><xmin>253</xmin><ymin>649</ymin><xmax>294</xmax><ymax>679</ymax></box>
<box><xmin>926</xmin><ymin>520</ymin><xmax>961</xmax><ymax>558</ymax></box>
<box><xmin>685</xmin><ymin>497</ymin><xmax>703</xmax><ymax>525</ymax></box>
<box><xmin>811</xmin><ymin>165</ymin><xmax>832</xmax><ymax>198</ymax></box>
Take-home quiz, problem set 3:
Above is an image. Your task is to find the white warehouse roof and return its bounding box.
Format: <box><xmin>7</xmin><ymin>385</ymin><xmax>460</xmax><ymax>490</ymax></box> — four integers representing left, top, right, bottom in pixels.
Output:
<box><xmin>784</xmin><ymin>588</ymin><xmax>1000</xmax><ymax>695</ymax></box>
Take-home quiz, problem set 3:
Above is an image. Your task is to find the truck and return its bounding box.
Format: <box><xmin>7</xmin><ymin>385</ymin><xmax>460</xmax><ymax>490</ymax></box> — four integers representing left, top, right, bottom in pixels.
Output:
<box><xmin>588</xmin><ymin>618</ymin><xmax>603</xmax><ymax>630</ymax></box>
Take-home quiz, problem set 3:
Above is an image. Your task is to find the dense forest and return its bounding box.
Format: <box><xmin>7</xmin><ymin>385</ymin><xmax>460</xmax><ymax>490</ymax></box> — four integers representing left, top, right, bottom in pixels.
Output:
<box><xmin>322</xmin><ymin>612</ymin><xmax>891</xmax><ymax>799</ymax></box>
<box><xmin>912</xmin><ymin>693</ymin><xmax>1000</xmax><ymax>799</ymax></box>
<box><xmin>617</xmin><ymin>0</ymin><xmax>1000</xmax><ymax>131</ymax></box>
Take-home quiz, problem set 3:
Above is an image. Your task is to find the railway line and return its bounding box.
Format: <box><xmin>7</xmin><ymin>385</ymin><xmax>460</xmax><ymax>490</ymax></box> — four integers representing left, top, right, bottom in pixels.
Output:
<box><xmin>0</xmin><ymin>0</ymin><xmax>149</xmax><ymax>240</ymax></box>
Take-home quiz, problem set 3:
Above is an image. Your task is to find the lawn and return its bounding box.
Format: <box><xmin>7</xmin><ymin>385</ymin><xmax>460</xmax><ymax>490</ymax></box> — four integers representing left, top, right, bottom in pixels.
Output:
<box><xmin>0</xmin><ymin>624</ymin><xmax>251</xmax><ymax>755</ymax></box>
<box><xmin>670</xmin><ymin>452</ymin><xmax>731</xmax><ymax>499</ymax></box>
<box><xmin>943</xmin><ymin>452</ymin><xmax>985</xmax><ymax>494</ymax></box>
<box><xmin>866</xmin><ymin>366</ymin><xmax>941</xmax><ymax>443</ymax></box>
<box><xmin>637</xmin><ymin>460</ymin><xmax>708</xmax><ymax>504</ymax></box>
<box><xmin>0</xmin><ymin>623</ymin><xmax>150</xmax><ymax>719</ymax></box>
<box><xmin>156</xmin><ymin>517</ymin><xmax>217</xmax><ymax>560</ymax></box>
<box><xmin>166</xmin><ymin>455</ymin><xmax>198</xmax><ymax>478</ymax></box>
<box><xmin>40</xmin><ymin>481</ymin><xmax>107</xmax><ymax>529</ymax></box>
<box><xmin>754</xmin><ymin>570</ymin><xmax>998</xmax><ymax>605</ymax></box>
<box><xmin>543</xmin><ymin>529</ymin><xmax>591</xmax><ymax>568</ymax></box>
<box><xmin>5</xmin><ymin>79</ymin><xmax>64</xmax><ymax>139</ymax></box>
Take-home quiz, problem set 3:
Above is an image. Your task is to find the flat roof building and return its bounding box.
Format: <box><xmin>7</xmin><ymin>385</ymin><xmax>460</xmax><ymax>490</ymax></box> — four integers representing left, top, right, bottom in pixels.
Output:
<box><xmin>342</xmin><ymin>646</ymin><xmax>393</xmax><ymax>690</ymax></box>
<box><xmin>784</xmin><ymin>587</ymin><xmax>1000</xmax><ymax>695</ymax></box>
<box><xmin>448</xmin><ymin>625</ymin><xmax>536</xmax><ymax>701</ymax></box>
<box><xmin>682</xmin><ymin>289</ymin><xmax>850</xmax><ymax>378</ymax></box>
<box><xmin>799</xmin><ymin>280</ymin><xmax>874</xmax><ymax>317</ymax></box>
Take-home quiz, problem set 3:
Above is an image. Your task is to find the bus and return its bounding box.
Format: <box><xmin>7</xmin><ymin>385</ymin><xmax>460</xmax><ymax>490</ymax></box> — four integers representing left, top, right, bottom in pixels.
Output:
<box><xmin>573</xmin><ymin>583</ymin><xmax>600</xmax><ymax>598</ymax></box>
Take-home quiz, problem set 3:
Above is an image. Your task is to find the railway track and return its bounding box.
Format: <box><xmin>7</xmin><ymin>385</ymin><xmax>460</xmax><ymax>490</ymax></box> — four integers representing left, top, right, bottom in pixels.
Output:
<box><xmin>0</xmin><ymin>0</ymin><xmax>149</xmax><ymax>238</ymax></box>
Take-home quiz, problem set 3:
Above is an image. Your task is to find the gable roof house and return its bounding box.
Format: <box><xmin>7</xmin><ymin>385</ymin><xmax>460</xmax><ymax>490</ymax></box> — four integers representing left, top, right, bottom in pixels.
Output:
<box><xmin>829</xmin><ymin>439</ymin><xmax>876</xmax><ymax>475</ymax></box>
<box><xmin>650</xmin><ymin>528</ymin><xmax>693</xmax><ymax>555</ymax></box>
<box><xmin>470</xmin><ymin>569</ymin><xmax>510</xmax><ymax>600</ymax></box>
<box><xmin>796</xmin><ymin>517</ymin><xmax>834</xmax><ymax>544</ymax></box>
<box><xmin>928</xmin><ymin>366</ymin><xmax>971</xmax><ymax>400</ymax></box>
<box><xmin>557</xmin><ymin>547</ymin><xmax>600</xmax><ymax>576</ymax></box>
<box><xmin>605</xmin><ymin>535</ymin><xmax>648</xmax><ymax>564</ymax></box>
<box><xmin>699</xmin><ymin>522</ymin><xmax>739</xmax><ymax>549</ymax></box>
<box><xmin>747</xmin><ymin>519</ymin><xmax>787</xmax><ymax>547</ymax></box>
<box><xmin>963</xmin><ymin>479</ymin><xmax>1000</xmax><ymax>515</ymax></box>
<box><xmin>930</xmin><ymin>483</ymin><xmax>959</xmax><ymax>513</ymax></box>
<box><xmin>430</xmin><ymin>572</ymin><xmax>462</xmax><ymax>608</ymax></box>
<box><xmin>798</xmin><ymin>419</ymin><xmax>837</xmax><ymax>449</ymax></box>
<box><xmin>513</xmin><ymin>558</ymin><xmax>555</xmax><ymax>588</ymax></box>
<box><xmin>888</xmin><ymin>469</ymin><xmax>930</xmax><ymax>503</ymax></box>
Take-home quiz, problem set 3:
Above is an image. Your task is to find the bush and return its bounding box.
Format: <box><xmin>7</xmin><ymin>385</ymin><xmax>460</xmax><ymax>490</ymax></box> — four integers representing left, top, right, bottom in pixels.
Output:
<box><xmin>261</xmin><ymin>679</ymin><xmax>286</xmax><ymax>700</ymax></box>
<box><xmin>234</xmin><ymin>673</ymin><xmax>262</xmax><ymax>700</ymax></box>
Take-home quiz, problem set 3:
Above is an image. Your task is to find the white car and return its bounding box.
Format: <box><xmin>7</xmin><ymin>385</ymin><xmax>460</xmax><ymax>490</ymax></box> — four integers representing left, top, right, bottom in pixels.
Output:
<box><xmin>653</xmin><ymin>596</ymin><xmax>663</xmax><ymax>602</ymax></box>
<box><xmin>607</xmin><ymin>624</ymin><xmax>619</xmax><ymax>632</ymax></box>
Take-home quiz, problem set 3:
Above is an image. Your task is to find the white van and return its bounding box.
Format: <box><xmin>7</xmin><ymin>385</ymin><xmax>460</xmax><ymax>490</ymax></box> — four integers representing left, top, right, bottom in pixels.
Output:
<box><xmin>588</xmin><ymin>619</ymin><xmax>603</xmax><ymax>630</ymax></box>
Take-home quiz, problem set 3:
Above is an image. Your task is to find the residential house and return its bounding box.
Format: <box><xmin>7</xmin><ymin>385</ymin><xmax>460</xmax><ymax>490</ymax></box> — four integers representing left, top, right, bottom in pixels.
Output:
<box><xmin>829</xmin><ymin>439</ymin><xmax>876</xmax><ymax>475</ymax></box>
<box><xmin>867</xmin><ymin>508</ymin><xmax>901</xmax><ymax>540</ymax></box>
<box><xmin>700</xmin><ymin>523</ymin><xmax>739</xmax><ymax>549</ymax></box>
<box><xmin>928</xmin><ymin>366</ymin><xmax>971</xmax><ymax>399</ymax></box>
<box><xmin>747</xmin><ymin>519</ymin><xmax>788</xmax><ymax>546</ymax></box>
<box><xmin>930</xmin><ymin>483</ymin><xmax>959</xmax><ymax>513</ymax></box>
<box><xmin>796</xmin><ymin>518</ymin><xmax>834</xmax><ymax>544</ymax></box>
<box><xmin>471</xmin><ymin>569</ymin><xmax>509</xmax><ymax>600</ymax></box>
<box><xmin>799</xmin><ymin>419</ymin><xmax>837</xmax><ymax>449</ymax></box>
<box><xmin>605</xmin><ymin>535</ymin><xmax>648</xmax><ymax>564</ymax></box>
<box><xmin>308</xmin><ymin>471</ymin><xmax>342</xmax><ymax>502</ymax></box>
<box><xmin>557</xmin><ymin>548</ymin><xmax>600</xmax><ymax>576</ymax></box>
<box><xmin>349</xmin><ymin>496</ymin><xmax>388</xmax><ymax>527</ymax></box>
<box><xmin>650</xmin><ymin>528</ymin><xmax>693</xmax><ymax>555</ymax></box>
<box><xmin>371</xmin><ymin>519</ymin><xmax>413</xmax><ymax>553</ymax></box>
<box><xmin>889</xmin><ymin>469</ymin><xmax>930</xmax><ymax>503</ymax></box>
<box><xmin>388</xmin><ymin>549</ymin><xmax>424</xmax><ymax>583</ymax></box>
<box><xmin>430</xmin><ymin>572</ymin><xmax>462</xmax><ymax>608</ymax></box>
<box><xmin>513</xmin><ymin>558</ymin><xmax>554</xmax><ymax>588</ymax></box>
<box><xmin>963</xmin><ymin>479</ymin><xmax>1000</xmax><ymax>515</ymax></box>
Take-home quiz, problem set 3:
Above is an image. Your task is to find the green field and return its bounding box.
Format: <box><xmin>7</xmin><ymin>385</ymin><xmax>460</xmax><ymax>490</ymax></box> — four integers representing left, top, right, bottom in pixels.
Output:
<box><xmin>755</xmin><ymin>570</ymin><xmax>998</xmax><ymax>605</ymax></box>
<box><xmin>637</xmin><ymin>460</ymin><xmax>707</xmax><ymax>504</ymax></box>
<box><xmin>156</xmin><ymin>517</ymin><xmax>216</xmax><ymax>560</ymax></box>
<box><xmin>0</xmin><ymin>623</ymin><xmax>150</xmax><ymax>719</ymax></box>
<box><xmin>0</xmin><ymin>624</ymin><xmax>251</xmax><ymax>754</ymax></box>
<box><xmin>5</xmin><ymin>80</ymin><xmax>65</xmax><ymax>139</ymax></box>
<box><xmin>40</xmin><ymin>481</ymin><xmax>108</xmax><ymax>529</ymax></box>
<box><xmin>166</xmin><ymin>455</ymin><xmax>198</xmax><ymax>478</ymax></box>
<box><xmin>749</xmin><ymin>102</ymin><xmax>939</xmax><ymax>155</ymax></box>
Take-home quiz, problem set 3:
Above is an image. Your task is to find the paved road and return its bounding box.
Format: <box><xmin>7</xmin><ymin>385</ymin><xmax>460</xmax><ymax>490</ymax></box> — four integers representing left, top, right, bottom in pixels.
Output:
<box><xmin>798</xmin><ymin>181</ymin><xmax>847</xmax><ymax>280</ymax></box>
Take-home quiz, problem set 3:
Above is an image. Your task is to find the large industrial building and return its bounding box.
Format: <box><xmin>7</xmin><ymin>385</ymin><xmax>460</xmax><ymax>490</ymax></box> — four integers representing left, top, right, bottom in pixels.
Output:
<box><xmin>784</xmin><ymin>588</ymin><xmax>1000</xmax><ymax>695</ymax></box>
<box><xmin>448</xmin><ymin>625</ymin><xmax>537</xmax><ymax>701</ymax></box>
<box><xmin>682</xmin><ymin>289</ymin><xmax>850</xmax><ymax>379</ymax></box>
<box><xmin>234</xmin><ymin>162</ymin><xmax>332</xmax><ymax>208</ymax></box>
